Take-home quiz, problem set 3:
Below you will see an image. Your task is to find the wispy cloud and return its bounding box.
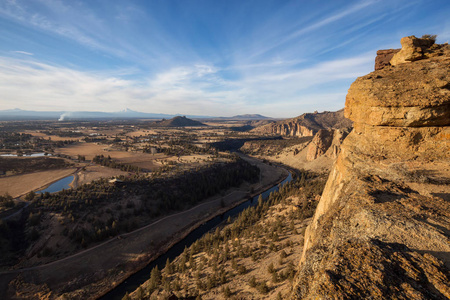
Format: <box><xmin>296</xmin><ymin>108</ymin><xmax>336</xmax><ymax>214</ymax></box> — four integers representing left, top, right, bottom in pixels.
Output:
<box><xmin>247</xmin><ymin>0</ymin><xmax>377</xmax><ymax>60</ymax></box>
<box><xmin>13</xmin><ymin>50</ymin><xmax>33</xmax><ymax>55</ymax></box>
<box><xmin>0</xmin><ymin>0</ymin><xmax>130</xmax><ymax>59</ymax></box>
<box><xmin>0</xmin><ymin>52</ymin><xmax>373</xmax><ymax>117</ymax></box>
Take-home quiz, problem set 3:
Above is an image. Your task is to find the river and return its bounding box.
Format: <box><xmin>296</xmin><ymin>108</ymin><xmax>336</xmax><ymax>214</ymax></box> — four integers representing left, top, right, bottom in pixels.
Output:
<box><xmin>100</xmin><ymin>172</ymin><xmax>293</xmax><ymax>300</ymax></box>
<box><xmin>0</xmin><ymin>152</ymin><xmax>51</xmax><ymax>157</ymax></box>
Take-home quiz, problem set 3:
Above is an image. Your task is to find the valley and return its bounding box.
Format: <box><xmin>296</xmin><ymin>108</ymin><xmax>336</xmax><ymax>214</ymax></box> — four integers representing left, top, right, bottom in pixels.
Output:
<box><xmin>0</xmin><ymin>35</ymin><xmax>448</xmax><ymax>300</ymax></box>
<box><xmin>0</xmin><ymin>115</ymin><xmax>333</xmax><ymax>298</ymax></box>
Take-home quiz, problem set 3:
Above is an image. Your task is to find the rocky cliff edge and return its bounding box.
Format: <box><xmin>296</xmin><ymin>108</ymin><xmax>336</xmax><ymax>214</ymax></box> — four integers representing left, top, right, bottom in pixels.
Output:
<box><xmin>293</xmin><ymin>37</ymin><xmax>450</xmax><ymax>299</ymax></box>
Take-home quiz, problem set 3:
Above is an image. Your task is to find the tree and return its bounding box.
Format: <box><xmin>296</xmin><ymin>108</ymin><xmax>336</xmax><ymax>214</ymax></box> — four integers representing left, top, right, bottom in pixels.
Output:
<box><xmin>136</xmin><ymin>286</ymin><xmax>144</xmax><ymax>299</ymax></box>
<box><xmin>164</xmin><ymin>258</ymin><xmax>173</xmax><ymax>274</ymax></box>
<box><xmin>149</xmin><ymin>266</ymin><xmax>161</xmax><ymax>292</ymax></box>
<box><xmin>25</xmin><ymin>191</ymin><xmax>35</xmax><ymax>201</ymax></box>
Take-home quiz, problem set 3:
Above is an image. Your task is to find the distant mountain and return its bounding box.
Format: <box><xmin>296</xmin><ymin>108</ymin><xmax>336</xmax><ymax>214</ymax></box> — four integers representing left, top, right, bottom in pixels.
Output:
<box><xmin>230</xmin><ymin>114</ymin><xmax>271</xmax><ymax>120</ymax></box>
<box><xmin>0</xmin><ymin>108</ymin><xmax>210</xmax><ymax>121</ymax></box>
<box><xmin>149</xmin><ymin>116</ymin><xmax>206</xmax><ymax>127</ymax></box>
<box><xmin>252</xmin><ymin>109</ymin><xmax>352</xmax><ymax>137</ymax></box>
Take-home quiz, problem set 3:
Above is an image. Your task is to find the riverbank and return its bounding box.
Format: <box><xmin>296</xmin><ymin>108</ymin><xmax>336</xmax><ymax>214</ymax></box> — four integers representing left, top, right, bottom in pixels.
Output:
<box><xmin>0</xmin><ymin>168</ymin><xmax>77</xmax><ymax>199</ymax></box>
<box><xmin>1</xmin><ymin>157</ymin><xmax>288</xmax><ymax>299</ymax></box>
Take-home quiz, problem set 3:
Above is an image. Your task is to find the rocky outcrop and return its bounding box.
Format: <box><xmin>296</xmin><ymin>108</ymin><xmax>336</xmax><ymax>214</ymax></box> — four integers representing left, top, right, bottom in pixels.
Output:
<box><xmin>293</xmin><ymin>38</ymin><xmax>450</xmax><ymax>299</ymax></box>
<box><xmin>306</xmin><ymin>129</ymin><xmax>333</xmax><ymax>161</ymax></box>
<box><xmin>390</xmin><ymin>35</ymin><xmax>436</xmax><ymax>66</ymax></box>
<box><xmin>305</xmin><ymin>128</ymin><xmax>350</xmax><ymax>161</ymax></box>
<box><xmin>252</xmin><ymin>109</ymin><xmax>352</xmax><ymax>137</ymax></box>
<box><xmin>347</xmin><ymin>44</ymin><xmax>450</xmax><ymax>129</ymax></box>
<box><xmin>375</xmin><ymin>49</ymin><xmax>400</xmax><ymax>70</ymax></box>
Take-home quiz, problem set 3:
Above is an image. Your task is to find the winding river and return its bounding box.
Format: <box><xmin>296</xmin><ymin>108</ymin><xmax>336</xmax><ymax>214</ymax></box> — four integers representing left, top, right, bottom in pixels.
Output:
<box><xmin>100</xmin><ymin>172</ymin><xmax>293</xmax><ymax>300</ymax></box>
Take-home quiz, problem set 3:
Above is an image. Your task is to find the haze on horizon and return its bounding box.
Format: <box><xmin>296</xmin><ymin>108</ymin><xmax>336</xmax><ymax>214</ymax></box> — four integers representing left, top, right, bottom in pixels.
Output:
<box><xmin>0</xmin><ymin>0</ymin><xmax>449</xmax><ymax>118</ymax></box>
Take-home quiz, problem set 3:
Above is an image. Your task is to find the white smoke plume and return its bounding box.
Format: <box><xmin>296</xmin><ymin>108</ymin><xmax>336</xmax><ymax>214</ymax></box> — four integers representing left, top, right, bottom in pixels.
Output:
<box><xmin>58</xmin><ymin>113</ymin><xmax>71</xmax><ymax>121</ymax></box>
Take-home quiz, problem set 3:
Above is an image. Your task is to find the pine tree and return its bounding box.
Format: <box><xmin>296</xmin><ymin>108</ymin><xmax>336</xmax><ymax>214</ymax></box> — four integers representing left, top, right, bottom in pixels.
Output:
<box><xmin>149</xmin><ymin>266</ymin><xmax>161</xmax><ymax>292</ymax></box>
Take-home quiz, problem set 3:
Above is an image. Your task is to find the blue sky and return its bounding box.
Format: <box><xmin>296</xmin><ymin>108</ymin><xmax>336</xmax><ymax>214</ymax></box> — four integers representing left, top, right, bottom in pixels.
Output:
<box><xmin>0</xmin><ymin>0</ymin><xmax>449</xmax><ymax>118</ymax></box>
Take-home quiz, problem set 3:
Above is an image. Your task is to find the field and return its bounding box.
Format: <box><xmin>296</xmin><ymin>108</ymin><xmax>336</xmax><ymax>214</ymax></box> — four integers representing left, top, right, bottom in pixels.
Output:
<box><xmin>23</xmin><ymin>131</ymin><xmax>80</xmax><ymax>142</ymax></box>
<box><xmin>54</xmin><ymin>143</ymin><xmax>111</xmax><ymax>160</ymax></box>
<box><xmin>0</xmin><ymin>118</ymin><xmax>304</xmax><ymax>299</ymax></box>
<box><xmin>75</xmin><ymin>165</ymin><xmax>129</xmax><ymax>186</ymax></box>
<box><xmin>0</xmin><ymin>168</ymin><xmax>77</xmax><ymax>198</ymax></box>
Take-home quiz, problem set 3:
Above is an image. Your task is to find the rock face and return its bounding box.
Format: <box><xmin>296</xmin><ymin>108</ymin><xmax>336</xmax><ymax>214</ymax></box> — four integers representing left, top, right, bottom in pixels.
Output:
<box><xmin>293</xmin><ymin>38</ymin><xmax>450</xmax><ymax>299</ymax></box>
<box><xmin>305</xmin><ymin>128</ymin><xmax>350</xmax><ymax>161</ymax></box>
<box><xmin>252</xmin><ymin>109</ymin><xmax>352</xmax><ymax>137</ymax></box>
<box><xmin>375</xmin><ymin>49</ymin><xmax>400</xmax><ymax>70</ymax></box>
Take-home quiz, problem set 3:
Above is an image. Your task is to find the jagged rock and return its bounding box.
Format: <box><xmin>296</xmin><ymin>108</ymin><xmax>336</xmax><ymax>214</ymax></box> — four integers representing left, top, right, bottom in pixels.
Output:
<box><xmin>324</xmin><ymin>128</ymin><xmax>350</xmax><ymax>159</ymax></box>
<box><xmin>306</xmin><ymin>129</ymin><xmax>333</xmax><ymax>161</ymax></box>
<box><xmin>294</xmin><ymin>37</ymin><xmax>450</xmax><ymax>299</ymax></box>
<box><xmin>305</xmin><ymin>129</ymin><xmax>350</xmax><ymax>161</ymax></box>
<box><xmin>252</xmin><ymin>109</ymin><xmax>352</xmax><ymax>137</ymax></box>
<box><xmin>375</xmin><ymin>49</ymin><xmax>400</xmax><ymax>70</ymax></box>
<box><xmin>390</xmin><ymin>35</ymin><xmax>435</xmax><ymax>66</ymax></box>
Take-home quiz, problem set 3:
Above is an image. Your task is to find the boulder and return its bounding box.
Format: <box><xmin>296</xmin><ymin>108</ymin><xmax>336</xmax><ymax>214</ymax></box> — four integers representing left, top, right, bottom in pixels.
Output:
<box><xmin>390</xmin><ymin>35</ymin><xmax>435</xmax><ymax>66</ymax></box>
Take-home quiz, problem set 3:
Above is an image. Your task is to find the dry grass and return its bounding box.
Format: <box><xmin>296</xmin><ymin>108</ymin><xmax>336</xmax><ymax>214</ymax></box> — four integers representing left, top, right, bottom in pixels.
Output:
<box><xmin>23</xmin><ymin>131</ymin><xmax>80</xmax><ymax>142</ymax></box>
<box><xmin>76</xmin><ymin>165</ymin><xmax>129</xmax><ymax>186</ymax></box>
<box><xmin>0</xmin><ymin>168</ymin><xmax>77</xmax><ymax>198</ymax></box>
<box><xmin>54</xmin><ymin>143</ymin><xmax>108</xmax><ymax>160</ymax></box>
<box><xmin>55</xmin><ymin>143</ymin><xmax>171</xmax><ymax>171</ymax></box>
<box><xmin>126</xmin><ymin>130</ymin><xmax>158</xmax><ymax>137</ymax></box>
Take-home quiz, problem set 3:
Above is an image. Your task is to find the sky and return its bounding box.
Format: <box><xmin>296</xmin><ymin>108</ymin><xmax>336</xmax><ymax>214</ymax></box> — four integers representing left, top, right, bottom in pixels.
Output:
<box><xmin>0</xmin><ymin>0</ymin><xmax>449</xmax><ymax>118</ymax></box>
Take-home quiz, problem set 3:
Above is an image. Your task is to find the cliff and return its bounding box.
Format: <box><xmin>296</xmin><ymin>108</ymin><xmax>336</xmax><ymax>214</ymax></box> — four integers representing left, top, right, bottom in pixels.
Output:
<box><xmin>293</xmin><ymin>36</ymin><xmax>450</xmax><ymax>299</ymax></box>
<box><xmin>305</xmin><ymin>128</ymin><xmax>350</xmax><ymax>161</ymax></box>
<box><xmin>252</xmin><ymin>109</ymin><xmax>352</xmax><ymax>137</ymax></box>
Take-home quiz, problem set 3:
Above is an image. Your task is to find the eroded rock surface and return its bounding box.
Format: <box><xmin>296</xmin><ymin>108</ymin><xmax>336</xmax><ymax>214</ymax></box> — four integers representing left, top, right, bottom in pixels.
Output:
<box><xmin>375</xmin><ymin>49</ymin><xmax>400</xmax><ymax>70</ymax></box>
<box><xmin>252</xmin><ymin>109</ymin><xmax>352</xmax><ymax>137</ymax></box>
<box><xmin>293</xmin><ymin>37</ymin><xmax>450</xmax><ymax>299</ymax></box>
<box><xmin>306</xmin><ymin>128</ymin><xmax>350</xmax><ymax>161</ymax></box>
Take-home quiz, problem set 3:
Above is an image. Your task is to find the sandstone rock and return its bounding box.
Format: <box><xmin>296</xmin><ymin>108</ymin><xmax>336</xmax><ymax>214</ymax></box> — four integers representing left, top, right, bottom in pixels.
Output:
<box><xmin>294</xmin><ymin>37</ymin><xmax>450</xmax><ymax>299</ymax></box>
<box><xmin>346</xmin><ymin>47</ymin><xmax>450</xmax><ymax>127</ymax></box>
<box><xmin>306</xmin><ymin>129</ymin><xmax>333</xmax><ymax>161</ymax></box>
<box><xmin>305</xmin><ymin>129</ymin><xmax>350</xmax><ymax>161</ymax></box>
<box><xmin>390</xmin><ymin>35</ymin><xmax>435</xmax><ymax>66</ymax></box>
<box><xmin>375</xmin><ymin>49</ymin><xmax>400</xmax><ymax>70</ymax></box>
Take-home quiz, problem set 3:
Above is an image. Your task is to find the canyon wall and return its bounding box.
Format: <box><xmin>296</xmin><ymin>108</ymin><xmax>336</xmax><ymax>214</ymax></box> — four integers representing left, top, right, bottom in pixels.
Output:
<box><xmin>293</xmin><ymin>36</ymin><xmax>450</xmax><ymax>299</ymax></box>
<box><xmin>252</xmin><ymin>109</ymin><xmax>352</xmax><ymax>137</ymax></box>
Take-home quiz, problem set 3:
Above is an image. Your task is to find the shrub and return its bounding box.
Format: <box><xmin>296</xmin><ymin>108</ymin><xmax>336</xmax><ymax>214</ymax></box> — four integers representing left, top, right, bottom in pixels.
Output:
<box><xmin>256</xmin><ymin>281</ymin><xmax>270</xmax><ymax>294</ymax></box>
<box><xmin>249</xmin><ymin>276</ymin><xmax>257</xmax><ymax>288</ymax></box>
<box><xmin>421</xmin><ymin>34</ymin><xmax>437</xmax><ymax>42</ymax></box>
